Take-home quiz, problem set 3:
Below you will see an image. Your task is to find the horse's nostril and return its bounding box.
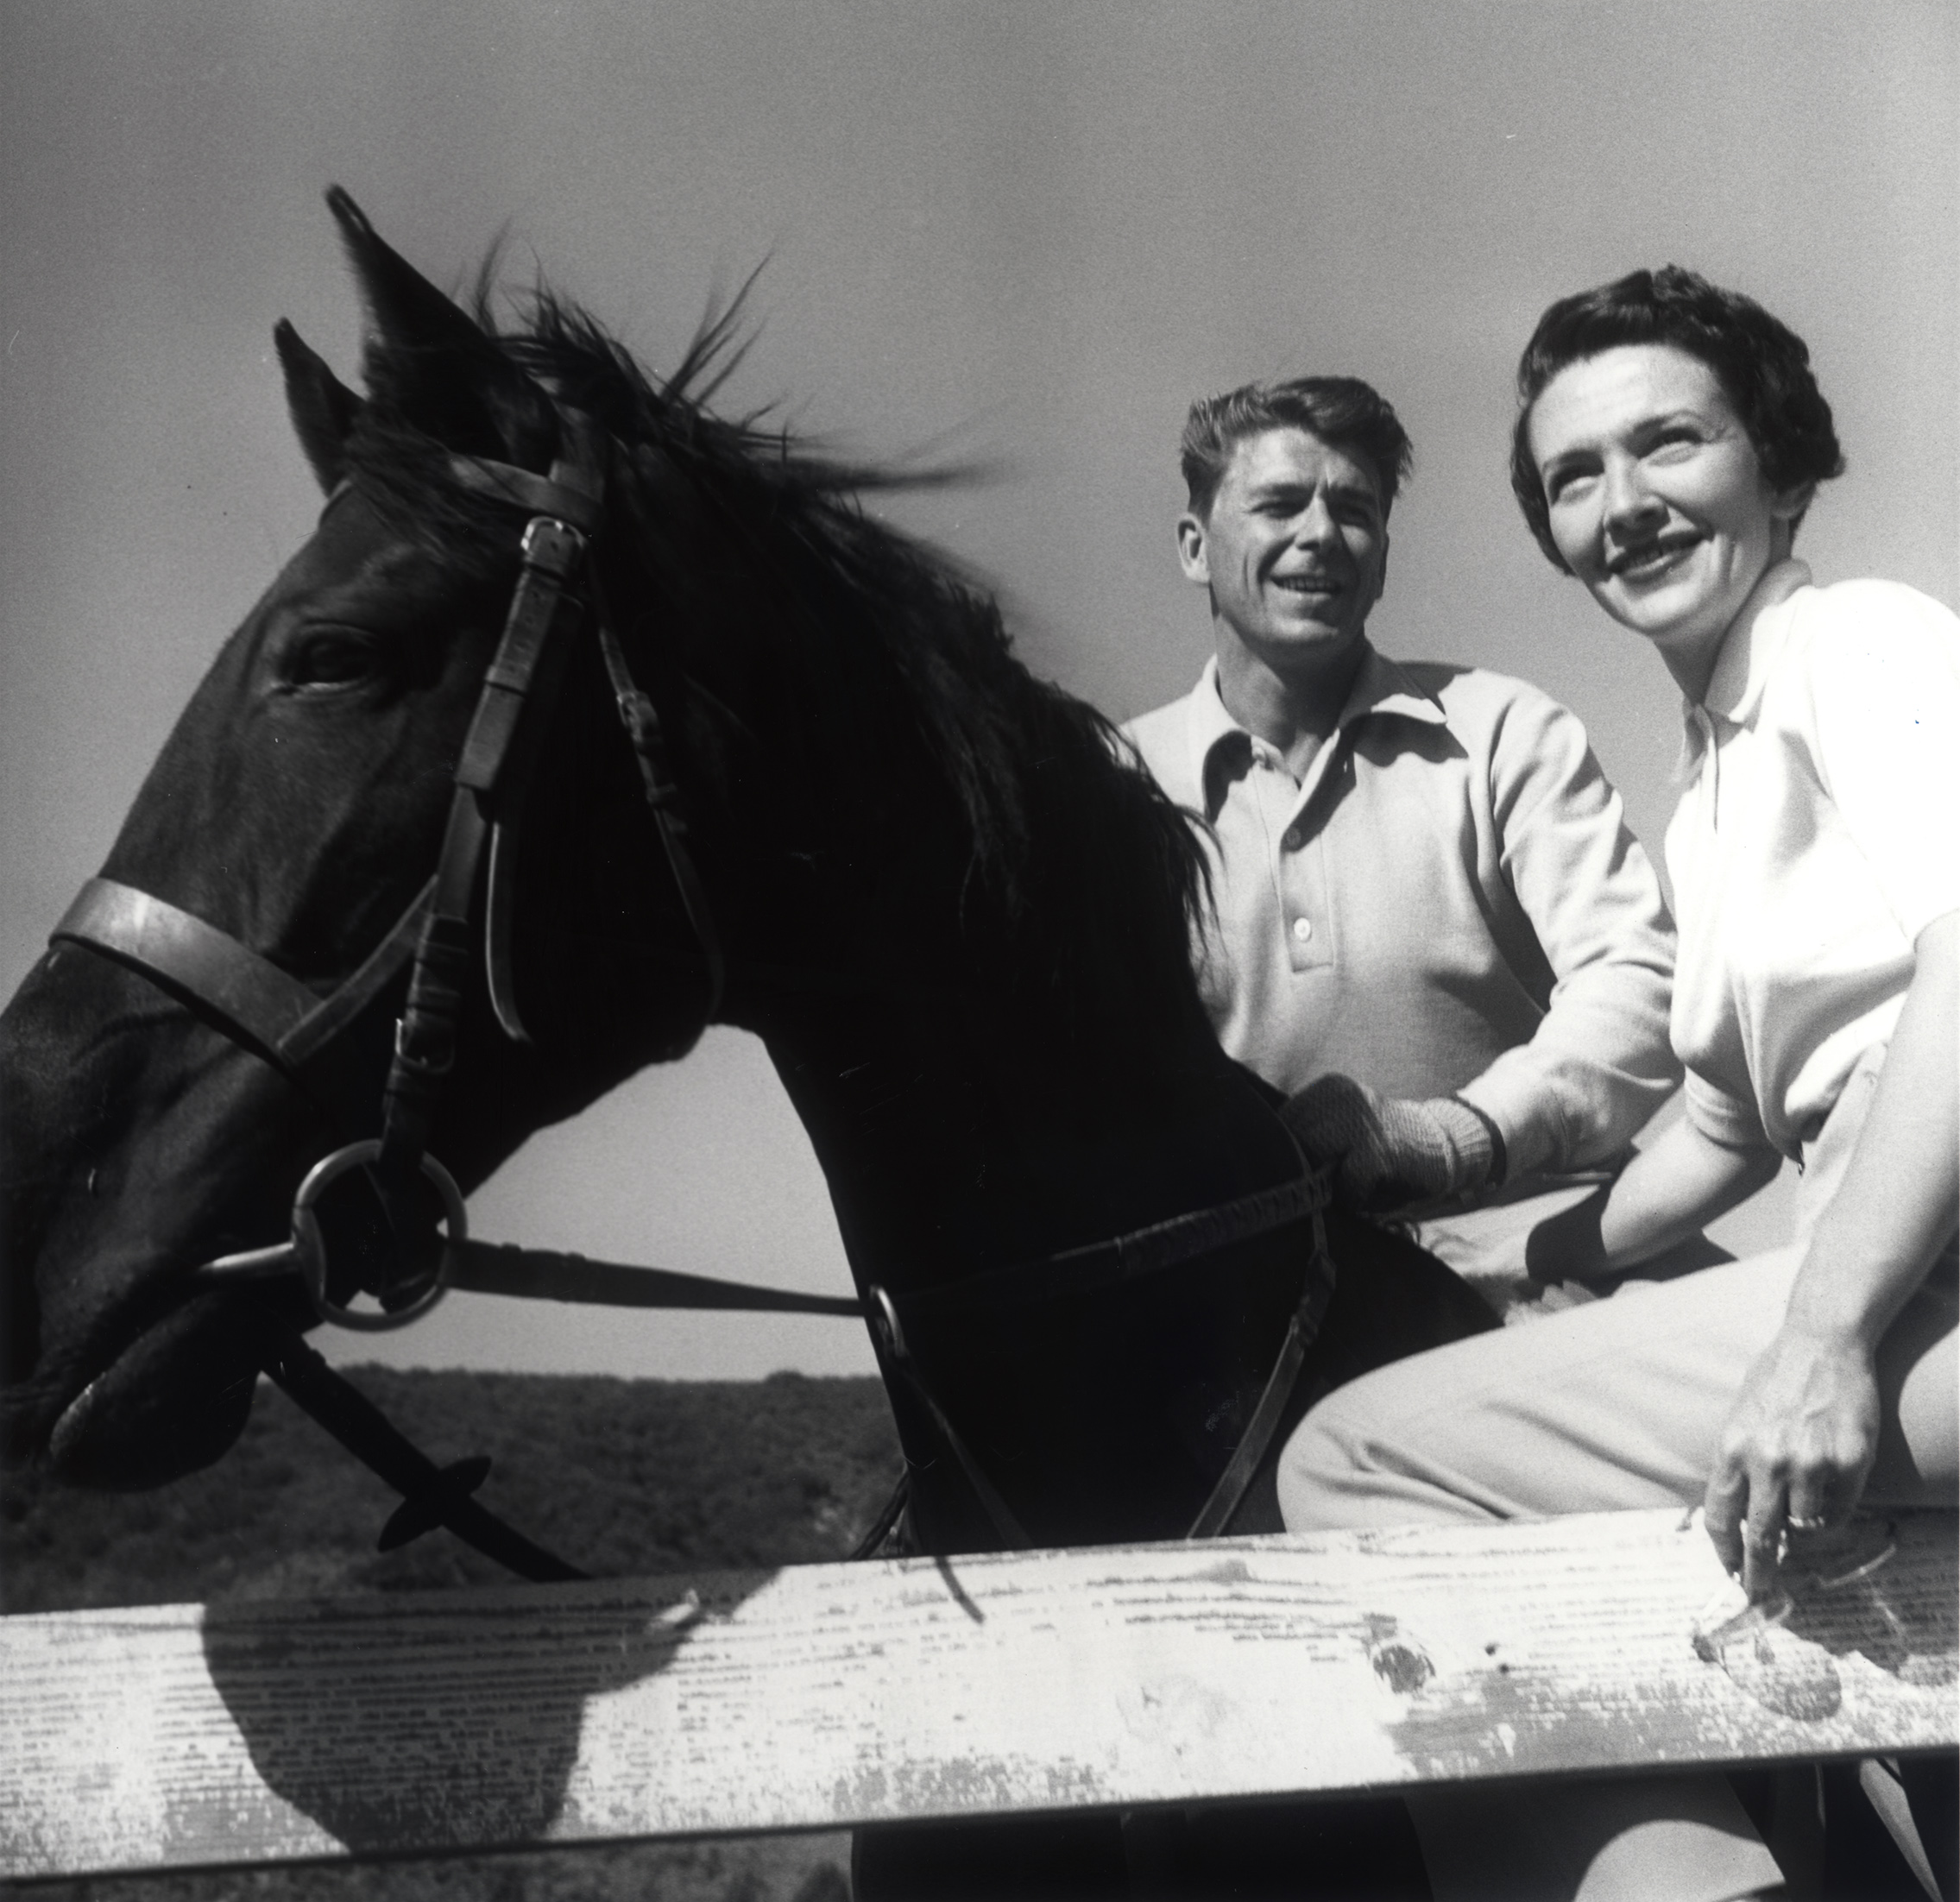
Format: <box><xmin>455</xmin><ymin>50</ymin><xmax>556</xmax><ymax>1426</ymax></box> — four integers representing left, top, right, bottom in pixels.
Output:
<box><xmin>47</xmin><ymin>1376</ymin><xmax>102</xmax><ymax>1471</ymax></box>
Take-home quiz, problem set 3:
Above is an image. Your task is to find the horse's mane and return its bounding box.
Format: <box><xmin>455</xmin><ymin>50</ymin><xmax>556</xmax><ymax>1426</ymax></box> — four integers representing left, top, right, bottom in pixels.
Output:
<box><xmin>343</xmin><ymin>268</ymin><xmax>1219</xmax><ymax>1080</ymax></box>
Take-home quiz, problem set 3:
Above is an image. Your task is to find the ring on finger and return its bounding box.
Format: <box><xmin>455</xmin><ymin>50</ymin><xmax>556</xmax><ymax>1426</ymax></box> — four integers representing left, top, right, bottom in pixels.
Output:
<box><xmin>1787</xmin><ymin>1514</ymin><xmax>1829</xmax><ymax>1534</ymax></box>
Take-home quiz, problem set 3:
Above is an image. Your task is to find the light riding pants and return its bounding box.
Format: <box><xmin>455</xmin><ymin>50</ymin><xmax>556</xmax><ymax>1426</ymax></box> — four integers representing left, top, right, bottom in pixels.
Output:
<box><xmin>1279</xmin><ymin>1046</ymin><xmax>1958</xmax><ymax>1899</ymax></box>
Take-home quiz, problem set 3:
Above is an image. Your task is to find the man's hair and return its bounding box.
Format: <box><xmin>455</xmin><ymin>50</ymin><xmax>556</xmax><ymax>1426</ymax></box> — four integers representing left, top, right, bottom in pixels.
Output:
<box><xmin>1510</xmin><ymin>266</ymin><xmax>1845</xmax><ymax>570</ymax></box>
<box><xmin>1181</xmin><ymin>376</ymin><xmax>1413</xmax><ymax>520</ymax></box>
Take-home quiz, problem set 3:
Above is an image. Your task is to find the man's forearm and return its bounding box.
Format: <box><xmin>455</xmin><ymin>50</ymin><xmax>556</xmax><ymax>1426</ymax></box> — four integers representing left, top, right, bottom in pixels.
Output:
<box><xmin>1456</xmin><ymin>997</ymin><xmax>1680</xmax><ymax>1187</ymax></box>
<box><xmin>1474</xmin><ymin>689</ymin><xmax>1682</xmax><ymax>1179</ymax></box>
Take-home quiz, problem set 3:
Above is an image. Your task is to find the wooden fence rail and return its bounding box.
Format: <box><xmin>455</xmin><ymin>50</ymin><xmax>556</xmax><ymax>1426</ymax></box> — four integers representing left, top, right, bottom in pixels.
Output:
<box><xmin>3</xmin><ymin>1507</ymin><xmax>1953</xmax><ymax>1880</ymax></box>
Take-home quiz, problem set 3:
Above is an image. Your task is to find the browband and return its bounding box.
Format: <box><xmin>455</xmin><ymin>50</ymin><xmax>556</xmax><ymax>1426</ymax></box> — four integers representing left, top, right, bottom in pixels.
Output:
<box><xmin>447</xmin><ymin>452</ymin><xmax>604</xmax><ymax>536</ymax></box>
<box><xmin>318</xmin><ymin>451</ymin><xmax>603</xmax><ymax>537</ymax></box>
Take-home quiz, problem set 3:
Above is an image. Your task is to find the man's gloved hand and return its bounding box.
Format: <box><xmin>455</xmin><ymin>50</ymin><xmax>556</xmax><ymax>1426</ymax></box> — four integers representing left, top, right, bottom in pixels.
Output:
<box><xmin>1278</xmin><ymin>1073</ymin><xmax>1503</xmax><ymax>1213</ymax></box>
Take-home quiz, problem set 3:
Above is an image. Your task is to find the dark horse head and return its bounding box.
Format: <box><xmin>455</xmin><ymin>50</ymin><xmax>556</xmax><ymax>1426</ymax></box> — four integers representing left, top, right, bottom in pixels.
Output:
<box><xmin>1</xmin><ymin>193</ymin><xmax>1484</xmax><ymax>1552</ymax></box>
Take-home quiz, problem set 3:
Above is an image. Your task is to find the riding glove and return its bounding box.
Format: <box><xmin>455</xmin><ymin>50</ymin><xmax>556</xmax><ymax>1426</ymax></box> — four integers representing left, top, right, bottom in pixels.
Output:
<box><xmin>1278</xmin><ymin>1073</ymin><xmax>1503</xmax><ymax>1213</ymax></box>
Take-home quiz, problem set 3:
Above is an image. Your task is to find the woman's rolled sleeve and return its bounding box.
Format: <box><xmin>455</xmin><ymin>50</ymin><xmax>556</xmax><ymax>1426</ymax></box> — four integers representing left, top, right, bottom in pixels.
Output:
<box><xmin>1683</xmin><ymin>1067</ymin><xmax>1773</xmax><ymax>1156</ymax></box>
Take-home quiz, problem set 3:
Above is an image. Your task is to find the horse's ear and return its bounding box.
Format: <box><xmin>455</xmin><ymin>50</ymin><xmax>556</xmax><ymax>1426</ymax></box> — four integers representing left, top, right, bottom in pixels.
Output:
<box><xmin>274</xmin><ymin>319</ymin><xmax>362</xmax><ymax>493</ymax></box>
<box><xmin>324</xmin><ymin>185</ymin><xmax>558</xmax><ymax>466</ymax></box>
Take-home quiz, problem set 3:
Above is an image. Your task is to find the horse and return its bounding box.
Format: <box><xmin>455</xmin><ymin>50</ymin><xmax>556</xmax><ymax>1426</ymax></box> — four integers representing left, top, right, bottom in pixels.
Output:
<box><xmin>0</xmin><ymin>191</ymin><xmax>1492</xmax><ymax>1897</ymax></box>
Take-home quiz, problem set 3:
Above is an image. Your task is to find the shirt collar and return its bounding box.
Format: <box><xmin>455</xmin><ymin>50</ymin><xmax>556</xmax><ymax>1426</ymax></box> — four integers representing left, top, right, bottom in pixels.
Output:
<box><xmin>1185</xmin><ymin>646</ymin><xmax>1446</xmax><ymax>817</ymax></box>
<box><xmin>1697</xmin><ymin>558</ymin><xmax>1812</xmax><ymax>726</ymax></box>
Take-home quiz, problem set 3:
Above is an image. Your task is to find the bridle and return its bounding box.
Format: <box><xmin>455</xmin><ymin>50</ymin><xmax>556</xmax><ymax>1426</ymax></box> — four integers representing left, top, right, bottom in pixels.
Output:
<box><xmin>45</xmin><ymin>406</ymin><xmax>1339</xmax><ymax>1574</ymax></box>
<box><xmin>54</xmin><ymin>413</ymin><xmax>725</xmax><ymax>1332</ymax></box>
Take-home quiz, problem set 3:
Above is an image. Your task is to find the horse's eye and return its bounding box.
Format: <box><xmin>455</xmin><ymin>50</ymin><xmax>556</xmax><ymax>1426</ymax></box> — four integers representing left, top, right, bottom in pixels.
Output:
<box><xmin>285</xmin><ymin>627</ymin><xmax>387</xmax><ymax>691</ymax></box>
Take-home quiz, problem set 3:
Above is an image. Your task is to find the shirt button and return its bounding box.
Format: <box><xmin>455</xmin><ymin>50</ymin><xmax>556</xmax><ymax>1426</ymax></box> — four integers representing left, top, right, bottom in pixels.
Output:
<box><xmin>1291</xmin><ymin>916</ymin><xmax>1314</xmax><ymax>942</ymax></box>
<box><xmin>1282</xmin><ymin>828</ymin><xmax>1301</xmax><ymax>851</ymax></box>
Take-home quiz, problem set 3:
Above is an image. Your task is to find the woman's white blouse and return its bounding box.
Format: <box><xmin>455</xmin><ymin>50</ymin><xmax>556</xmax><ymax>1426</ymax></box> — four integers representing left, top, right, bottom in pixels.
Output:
<box><xmin>1667</xmin><ymin>560</ymin><xmax>1960</xmax><ymax>1162</ymax></box>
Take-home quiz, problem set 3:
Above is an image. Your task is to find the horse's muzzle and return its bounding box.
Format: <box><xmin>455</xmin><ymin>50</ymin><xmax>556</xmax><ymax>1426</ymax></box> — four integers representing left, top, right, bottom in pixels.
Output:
<box><xmin>39</xmin><ymin>1286</ymin><xmax>284</xmax><ymax>1489</ymax></box>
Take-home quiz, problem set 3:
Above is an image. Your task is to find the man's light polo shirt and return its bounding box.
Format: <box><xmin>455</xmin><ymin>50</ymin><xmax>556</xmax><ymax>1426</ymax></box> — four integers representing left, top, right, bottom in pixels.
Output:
<box><xmin>1669</xmin><ymin>560</ymin><xmax>1960</xmax><ymax>1177</ymax></box>
<box><xmin>1123</xmin><ymin>646</ymin><xmax>1680</xmax><ymax>1182</ymax></box>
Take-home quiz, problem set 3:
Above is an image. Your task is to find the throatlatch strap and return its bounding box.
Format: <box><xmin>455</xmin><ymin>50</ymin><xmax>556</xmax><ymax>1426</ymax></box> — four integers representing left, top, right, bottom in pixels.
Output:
<box><xmin>596</xmin><ymin>609</ymin><xmax>727</xmax><ymax>1033</ymax></box>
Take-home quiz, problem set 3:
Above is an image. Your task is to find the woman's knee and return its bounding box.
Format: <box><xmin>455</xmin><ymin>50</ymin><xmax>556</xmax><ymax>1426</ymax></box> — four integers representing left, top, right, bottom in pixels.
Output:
<box><xmin>1275</xmin><ymin>1376</ymin><xmax>1497</xmax><ymax>1534</ymax></box>
<box><xmin>1276</xmin><ymin>1402</ymin><xmax>1366</xmax><ymax>1533</ymax></box>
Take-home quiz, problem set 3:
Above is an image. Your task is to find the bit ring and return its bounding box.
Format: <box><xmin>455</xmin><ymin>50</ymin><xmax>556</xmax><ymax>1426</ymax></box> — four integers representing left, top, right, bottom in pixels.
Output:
<box><xmin>291</xmin><ymin>1139</ymin><xmax>463</xmax><ymax>1332</ymax></box>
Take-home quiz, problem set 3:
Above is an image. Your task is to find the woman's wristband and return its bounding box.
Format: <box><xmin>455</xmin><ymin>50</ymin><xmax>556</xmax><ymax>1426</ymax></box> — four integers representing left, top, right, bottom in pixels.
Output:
<box><xmin>1524</xmin><ymin>1181</ymin><xmax>1611</xmax><ymax>1283</ymax></box>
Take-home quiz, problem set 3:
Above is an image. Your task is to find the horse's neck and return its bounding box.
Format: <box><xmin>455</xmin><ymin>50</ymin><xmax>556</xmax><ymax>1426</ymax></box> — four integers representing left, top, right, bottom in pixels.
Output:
<box><xmin>762</xmin><ymin>983</ymin><xmax>1297</xmax><ymax>1296</ymax></box>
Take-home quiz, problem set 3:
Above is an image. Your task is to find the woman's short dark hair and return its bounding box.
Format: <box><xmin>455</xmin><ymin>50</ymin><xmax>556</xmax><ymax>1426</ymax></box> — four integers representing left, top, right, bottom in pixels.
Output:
<box><xmin>1509</xmin><ymin>267</ymin><xmax>1845</xmax><ymax>570</ymax></box>
<box><xmin>1182</xmin><ymin>375</ymin><xmax>1413</xmax><ymax>520</ymax></box>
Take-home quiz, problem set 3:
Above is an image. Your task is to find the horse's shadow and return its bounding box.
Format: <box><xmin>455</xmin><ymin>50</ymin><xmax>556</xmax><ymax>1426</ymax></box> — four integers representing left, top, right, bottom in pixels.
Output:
<box><xmin>201</xmin><ymin>1566</ymin><xmax>772</xmax><ymax>1855</ymax></box>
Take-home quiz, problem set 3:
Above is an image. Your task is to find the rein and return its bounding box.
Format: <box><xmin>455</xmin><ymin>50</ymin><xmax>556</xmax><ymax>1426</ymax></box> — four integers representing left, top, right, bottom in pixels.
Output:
<box><xmin>48</xmin><ymin>414</ymin><xmax>1340</xmax><ymax>1576</ymax></box>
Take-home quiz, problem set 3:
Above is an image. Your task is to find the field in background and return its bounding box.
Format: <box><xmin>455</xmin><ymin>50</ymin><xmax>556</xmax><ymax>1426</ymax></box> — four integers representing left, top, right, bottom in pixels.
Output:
<box><xmin>3</xmin><ymin>1368</ymin><xmax>904</xmax><ymax>1902</ymax></box>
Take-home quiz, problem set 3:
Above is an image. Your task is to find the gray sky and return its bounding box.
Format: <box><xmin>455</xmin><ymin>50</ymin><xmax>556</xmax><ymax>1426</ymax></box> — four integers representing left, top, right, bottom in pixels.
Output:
<box><xmin>3</xmin><ymin>1</ymin><xmax>1954</xmax><ymax>1379</ymax></box>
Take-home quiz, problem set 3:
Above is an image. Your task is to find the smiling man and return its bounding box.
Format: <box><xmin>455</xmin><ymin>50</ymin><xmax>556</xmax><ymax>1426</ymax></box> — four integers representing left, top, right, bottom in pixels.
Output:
<box><xmin>1124</xmin><ymin>377</ymin><xmax>1686</xmax><ymax>1295</ymax></box>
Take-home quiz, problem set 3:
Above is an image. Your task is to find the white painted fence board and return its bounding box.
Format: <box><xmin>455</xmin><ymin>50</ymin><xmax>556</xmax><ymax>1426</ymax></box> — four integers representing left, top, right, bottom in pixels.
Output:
<box><xmin>3</xmin><ymin>1507</ymin><xmax>1953</xmax><ymax>1880</ymax></box>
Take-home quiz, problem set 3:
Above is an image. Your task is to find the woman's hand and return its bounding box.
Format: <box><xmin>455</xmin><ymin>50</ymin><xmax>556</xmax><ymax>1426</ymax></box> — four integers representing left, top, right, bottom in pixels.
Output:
<box><xmin>1709</xmin><ymin>911</ymin><xmax>1960</xmax><ymax>1598</ymax></box>
<box><xmin>1703</xmin><ymin>1319</ymin><xmax>1881</xmax><ymax>1600</ymax></box>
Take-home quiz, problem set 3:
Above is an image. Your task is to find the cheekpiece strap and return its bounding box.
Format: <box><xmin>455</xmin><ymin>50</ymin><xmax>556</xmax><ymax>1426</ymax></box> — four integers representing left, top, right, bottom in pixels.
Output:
<box><xmin>378</xmin><ymin>415</ymin><xmax>609</xmax><ymax>1179</ymax></box>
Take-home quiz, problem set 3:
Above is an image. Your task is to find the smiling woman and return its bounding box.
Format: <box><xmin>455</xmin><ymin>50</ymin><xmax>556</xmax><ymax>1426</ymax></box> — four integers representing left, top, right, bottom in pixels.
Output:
<box><xmin>1528</xmin><ymin>347</ymin><xmax>1809</xmax><ymax>689</ymax></box>
<box><xmin>1277</xmin><ymin>267</ymin><xmax>1959</xmax><ymax>1901</ymax></box>
<box><xmin>1512</xmin><ymin>268</ymin><xmax>1849</xmax><ymax>703</ymax></box>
